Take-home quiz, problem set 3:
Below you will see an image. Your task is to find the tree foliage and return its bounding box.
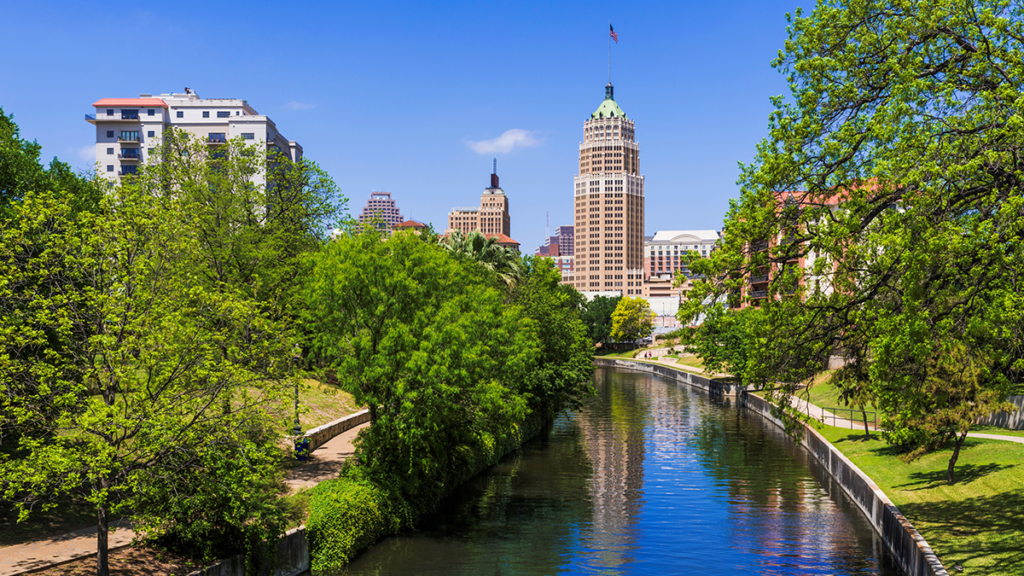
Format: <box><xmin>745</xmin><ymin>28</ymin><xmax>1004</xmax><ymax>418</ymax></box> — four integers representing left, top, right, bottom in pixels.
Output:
<box><xmin>0</xmin><ymin>107</ymin><xmax>101</xmax><ymax>218</ymax></box>
<box><xmin>302</xmin><ymin>228</ymin><xmax>592</xmax><ymax>510</ymax></box>
<box><xmin>609</xmin><ymin>297</ymin><xmax>655</xmax><ymax>345</ymax></box>
<box><xmin>680</xmin><ymin>0</ymin><xmax>1024</xmax><ymax>483</ymax></box>
<box><xmin>0</xmin><ymin>124</ymin><xmax>344</xmax><ymax>575</ymax></box>
<box><xmin>581</xmin><ymin>295</ymin><xmax>621</xmax><ymax>344</ymax></box>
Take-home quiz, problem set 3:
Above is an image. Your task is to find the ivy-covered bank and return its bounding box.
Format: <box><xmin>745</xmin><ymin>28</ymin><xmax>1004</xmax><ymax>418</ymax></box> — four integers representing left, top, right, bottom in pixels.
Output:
<box><xmin>300</xmin><ymin>228</ymin><xmax>594</xmax><ymax>572</ymax></box>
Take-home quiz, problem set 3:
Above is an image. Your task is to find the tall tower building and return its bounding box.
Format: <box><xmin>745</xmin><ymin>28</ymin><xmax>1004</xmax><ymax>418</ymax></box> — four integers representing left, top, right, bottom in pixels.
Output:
<box><xmin>573</xmin><ymin>83</ymin><xmax>645</xmax><ymax>295</ymax></box>
<box><xmin>447</xmin><ymin>164</ymin><xmax>511</xmax><ymax>237</ymax></box>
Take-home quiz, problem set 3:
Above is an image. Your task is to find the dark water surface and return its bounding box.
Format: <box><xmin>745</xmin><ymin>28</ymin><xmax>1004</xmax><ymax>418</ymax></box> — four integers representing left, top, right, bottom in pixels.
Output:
<box><xmin>339</xmin><ymin>366</ymin><xmax>902</xmax><ymax>575</ymax></box>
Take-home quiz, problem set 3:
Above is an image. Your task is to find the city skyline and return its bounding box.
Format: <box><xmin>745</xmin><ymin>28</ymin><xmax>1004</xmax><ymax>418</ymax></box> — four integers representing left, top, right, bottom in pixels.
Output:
<box><xmin>0</xmin><ymin>0</ymin><xmax>798</xmax><ymax>252</ymax></box>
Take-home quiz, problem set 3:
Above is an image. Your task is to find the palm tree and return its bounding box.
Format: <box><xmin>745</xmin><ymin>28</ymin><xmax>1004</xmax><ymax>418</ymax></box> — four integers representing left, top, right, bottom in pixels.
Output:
<box><xmin>441</xmin><ymin>230</ymin><xmax>524</xmax><ymax>288</ymax></box>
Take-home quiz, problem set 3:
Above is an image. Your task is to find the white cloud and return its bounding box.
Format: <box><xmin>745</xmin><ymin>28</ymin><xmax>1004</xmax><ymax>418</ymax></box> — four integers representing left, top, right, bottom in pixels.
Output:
<box><xmin>467</xmin><ymin>129</ymin><xmax>543</xmax><ymax>154</ymax></box>
<box><xmin>77</xmin><ymin>145</ymin><xmax>95</xmax><ymax>163</ymax></box>
<box><xmin>286</xmin><ymin>101</ymin><xmax>316</xmax><ymax>110</ymax></box>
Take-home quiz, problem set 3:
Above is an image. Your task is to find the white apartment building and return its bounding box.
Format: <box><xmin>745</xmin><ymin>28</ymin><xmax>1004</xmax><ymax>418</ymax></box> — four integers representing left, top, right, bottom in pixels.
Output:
<box><xmin>86</xmin><ymin>90</ymin><xmax>301</xmax><ymax>179</ymax></box>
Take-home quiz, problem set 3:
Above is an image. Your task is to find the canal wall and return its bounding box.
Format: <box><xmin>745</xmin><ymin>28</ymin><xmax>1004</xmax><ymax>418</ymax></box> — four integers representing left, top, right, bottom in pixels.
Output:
<box><xmin>596</xmin><ymin>357</ymin><xmax>949</xmax><ymax>576</ymax></box>
<box><xmin>186</xmin><ymin>527</ymin><xmax>308</xmax><ymax>576</ymax></box>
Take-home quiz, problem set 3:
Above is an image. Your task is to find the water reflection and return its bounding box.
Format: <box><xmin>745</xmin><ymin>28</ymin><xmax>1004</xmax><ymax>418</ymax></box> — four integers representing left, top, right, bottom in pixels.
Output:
<box><xmin>338</xmin><ymin>367</ymin><xmax>901</xmax><ymax>575</ymax></box>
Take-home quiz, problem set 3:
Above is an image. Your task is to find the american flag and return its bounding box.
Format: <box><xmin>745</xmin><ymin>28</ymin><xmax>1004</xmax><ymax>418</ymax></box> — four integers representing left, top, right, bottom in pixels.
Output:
<box><xmin>610</xmin><ymin>24</ymin><xmax>618</xmax><ymax>43</ymax></box>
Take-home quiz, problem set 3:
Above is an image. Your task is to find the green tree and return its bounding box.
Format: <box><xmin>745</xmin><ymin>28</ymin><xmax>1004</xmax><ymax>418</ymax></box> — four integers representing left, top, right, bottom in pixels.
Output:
<box><xmin>302</xmin><ymin>228</ymin><xmax>539</xmax><ymax>508</ymax></box>
<box><xmin>681</xmin><ymin>0</ymin><xmax>1023</xmax><ymax>482</ymax></box>
<box><xmin>609</xmin><ymin>297</ymin><xmax>655</xmax><ymax>346</ymax></box>
<box><xmin>0</xmin><ymin>187</ymin><xmax>291</xmax><ymax>576</ymax></box>
<box><xmin>441</xmin><ymin>230</ymin><xmax>524</xmax><ymax>288</ymax></box>
<box><xmin>686</xmin><ymin>305</ymin><xmax>767</xmax><ymax>382</ymax></box>
<box><xmin>510</xmin><ymin>257</ymin><xmax>594</xmax><ymax>412</ymax></box>
<box><xmin>0</xmin><ymin>107</ymin><xmax>101</xmax><ymax>218</ymax></box>
<box><xmin>581</xmin><ymin>295</ymin><xmax>621</xmax><ymax>344</ymax></box>
<box><xmin>143</xmin><ymin>128</ymin><xmax>343</xmax><ymax>317</ymax></box>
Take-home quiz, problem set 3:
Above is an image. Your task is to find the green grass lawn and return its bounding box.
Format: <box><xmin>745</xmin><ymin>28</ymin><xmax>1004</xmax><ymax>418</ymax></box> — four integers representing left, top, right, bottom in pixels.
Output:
<box><xmin>296</xmin><ymin>377</ymin><xmax>360</xmax><ymax>429</ymax></box>
<box><xmin>816</xmin><ymin>425</ymin><xmax>1024</xmax><ymax>575</ymax></box>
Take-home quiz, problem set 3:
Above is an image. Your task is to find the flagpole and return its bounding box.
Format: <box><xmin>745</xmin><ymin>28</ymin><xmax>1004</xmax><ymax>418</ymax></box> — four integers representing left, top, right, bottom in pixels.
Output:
<box><xmin>608</xmin><ymin>22</ymin><xmax>611</xmax><ymax>83</ymax></box>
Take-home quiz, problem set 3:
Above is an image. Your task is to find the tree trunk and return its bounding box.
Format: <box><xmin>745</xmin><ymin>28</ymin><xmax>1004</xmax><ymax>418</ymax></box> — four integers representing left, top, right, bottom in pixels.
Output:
<box><xmin>96</xmin><ymin>482</ymin><xmax>109</xmax><ymax>576</ymax></box>
<box><xmin>947</xmin><ymin>429</ymin><xmax>969</xmax><ymax>484</ymax></box>
<box><xmin>862</xmin><ymin>409</ymin><xmax>870</xmax><ymax>439</ymax></box>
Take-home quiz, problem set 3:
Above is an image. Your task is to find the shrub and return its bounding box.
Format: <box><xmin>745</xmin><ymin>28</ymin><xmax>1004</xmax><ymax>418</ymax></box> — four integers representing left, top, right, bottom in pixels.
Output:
<box><xmin>306</xmin><ymin>472</ymin><xmax>410</xmax><ymax>574</ymax></box>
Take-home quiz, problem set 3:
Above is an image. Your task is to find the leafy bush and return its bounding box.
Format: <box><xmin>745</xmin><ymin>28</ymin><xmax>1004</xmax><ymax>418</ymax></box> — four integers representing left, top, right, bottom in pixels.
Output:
<box><xmin>306</xmin><ymin>471</ymin><xmax>411</xmax><ymax>573</ymax></box>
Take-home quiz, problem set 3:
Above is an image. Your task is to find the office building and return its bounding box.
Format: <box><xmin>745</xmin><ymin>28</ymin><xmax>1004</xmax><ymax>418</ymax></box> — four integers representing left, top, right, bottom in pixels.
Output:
<box><xmin>447</xmin><ymin>165</ymin><xmax>511</xmax><ymax>238</ymax></box>
<box><xmin>572</xmin><ymin>83</ymin><xmax>644</xmax><ymax>296</ymax></box>
<box><xmin>358</xmin><ymin>192</ymin><xmax>405</xmax><ymax>230</ymax></box>
<box><xmin>642</xmin><ymin>230</ymin><xmax>720</xmax><ymax>300</ymax></box>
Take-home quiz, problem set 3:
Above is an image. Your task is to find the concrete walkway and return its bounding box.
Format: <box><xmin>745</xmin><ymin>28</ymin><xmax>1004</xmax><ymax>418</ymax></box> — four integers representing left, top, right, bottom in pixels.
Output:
<box><xmin>0</xmin><ymin>519</ymin><xmax>134</xmax><ymax>576</ymax></box>
<box><xmin>0</xmin><ymin>423</ymin><xmax>370</xmax><ymax>576</ymax></box>
<box><xmin>285</xmin><ymin>422</ymin><xmax>369</xmax><ymax>492</ymax></box>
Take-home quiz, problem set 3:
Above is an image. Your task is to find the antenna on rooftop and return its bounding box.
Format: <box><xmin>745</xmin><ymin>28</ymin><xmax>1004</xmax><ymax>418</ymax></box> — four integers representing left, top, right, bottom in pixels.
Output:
<box><xmin>546</xmin><ymin>212</ymin><xmax>549</xmax><ymax>239</ymax></box>
<box><xmin>493</xmin><ymin>158</ymin><xmax>497</xmax><ymax>174</ymax></box>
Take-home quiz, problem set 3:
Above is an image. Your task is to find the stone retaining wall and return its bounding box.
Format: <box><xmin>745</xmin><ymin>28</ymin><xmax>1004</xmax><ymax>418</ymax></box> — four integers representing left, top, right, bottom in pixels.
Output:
<box><xmin>187</xmin><ymin>527</ymin><xmax>308</xmax><ymax>576</ymax></box>
<box><xmin>305</xmin><ymin>409</ymin><xmax>370</xmax><ymax>452</ymax></box>
<box><xmin>598</xmin><ymin>358</ymin><xmax>948</xmax><ymax>576</ymax></box>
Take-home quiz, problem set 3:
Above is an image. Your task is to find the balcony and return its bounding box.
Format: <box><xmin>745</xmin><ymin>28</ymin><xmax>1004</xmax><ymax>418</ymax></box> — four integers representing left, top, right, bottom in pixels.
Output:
<box><xmin>118</xmin><ymin>152</ymin><xmax>140</xmax><ymax>162</ymax></box>
<box><xmin>121</xmin><ymin>111</ymin><xmax>140</xmax><ymax>121</ymax></box>
<box><xmin>749</xmin><ymin>240</ymin><xmax>768</xmax><ymax>253</ymax></box>
<box><xmin>85</xmin><ymin>114</ymin><xmax>123</xmax><ymax>124</ymax></box>
<box><xmin>207</xmin><ymin>134</ymin><xmax>227</xmax><ymax>144</ymax></box>
<box><xmin>749</xmin><ymin>272</ymin><xmax>769</xmax><ymax>283</ymax></box>
<box><xmin>749</xmin><ymin>289</ymin><xmax>769</xmax><ymax>299</ymax></box>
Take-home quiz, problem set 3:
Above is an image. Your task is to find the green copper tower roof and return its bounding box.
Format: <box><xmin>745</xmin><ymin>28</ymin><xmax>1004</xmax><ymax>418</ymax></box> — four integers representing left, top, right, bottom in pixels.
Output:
<box><xmin>591</xmin><ymin>83</ymin><xmax>627</xmax><ymax>119</ymax></box>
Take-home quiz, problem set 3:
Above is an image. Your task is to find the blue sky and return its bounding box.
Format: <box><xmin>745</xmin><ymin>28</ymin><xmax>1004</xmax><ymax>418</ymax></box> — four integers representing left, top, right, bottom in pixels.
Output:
<box><xmin>0</xmin><ymin>0</ymin><xmax>801</xmax><ymax>251</ymax></box>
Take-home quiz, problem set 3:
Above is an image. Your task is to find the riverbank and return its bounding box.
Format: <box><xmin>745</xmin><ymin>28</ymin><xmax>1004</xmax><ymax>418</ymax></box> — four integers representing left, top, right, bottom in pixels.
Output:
<box><xmin>595</xmin><ymin>358</ymin><xmax>947</xmax><ymax>576</ymax></box>
<box><xmin>601</xmin><ymin>357</ymin><xmax>1024</xmax><ymax>576</ymax></box>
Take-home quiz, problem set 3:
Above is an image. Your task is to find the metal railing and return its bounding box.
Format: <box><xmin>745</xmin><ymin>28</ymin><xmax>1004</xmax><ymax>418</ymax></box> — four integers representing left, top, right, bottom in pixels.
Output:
<box><xmin>749</xmin><ymin>272</ymin><xmax>769</xmax><ymax>283</ymax></box>
<box><xmin>749</xmin><ymin>240</ymin><xmax>768</xmax><ymax>253</ymax></box>
<box><xmin>824</xmin><ymin>407</ymin><xmax>880</xmax><ymax>430</ymax></box>
<box><xmin>749</xmin><ymin>289</ymin><xmax>768</xmax><ymax>299</ymax></box>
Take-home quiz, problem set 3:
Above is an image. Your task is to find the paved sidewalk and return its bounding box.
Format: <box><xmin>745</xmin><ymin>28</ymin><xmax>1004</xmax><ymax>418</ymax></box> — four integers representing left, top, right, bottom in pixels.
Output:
<box><xmin>0</xmin><ymin>519</ymin><xmax>134</xmax><ymax>576</ymax></box>
<box><xmin>0</xmin><ymin>423</ymin><xmax>369</xmax><ymax>576</ymax></box>
<box><xmin>285</xmin><ymin>422</ymin><xmax>369</xmax><ymax>492</ymax></box>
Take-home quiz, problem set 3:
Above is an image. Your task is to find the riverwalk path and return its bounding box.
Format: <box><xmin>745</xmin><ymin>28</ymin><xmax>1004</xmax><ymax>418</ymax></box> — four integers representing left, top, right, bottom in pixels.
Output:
<box><xmin>0</xmin><ymin>422</ymin><xmax>371</xmax><ymax>576</ymax></box>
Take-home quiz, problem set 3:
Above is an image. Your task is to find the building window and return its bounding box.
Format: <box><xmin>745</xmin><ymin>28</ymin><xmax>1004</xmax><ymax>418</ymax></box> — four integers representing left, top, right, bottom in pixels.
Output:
<box><xmin>106</xmin><ymin>109</ymin><xmax>114</xmax><ymax>116</ymax></box>
<box><xmin>217</xmin><ymin>111</ymin><xmax>230</xmax><ymax>118</ymax></box>
<box><xmin>148</xmin><ymin>109</ymin><xmax>155</xmax><ymax>116</ymax></box>
<box><xmin>120</xmin><ymin>131</ymin><xmax>139</xmax><ymax>141</ymax></box>
<box><xmin>106</xmin><ymin>130</ymin><xmax>114</xmax><ymax>138</ymax></box>
<box><xmin>121</xmin><ymin>109</ymin><xmax>139</xmax><ymax>120</ymax></box>
<box><xmin>147</xmin><ymin>130</ymin><xmax>155</xmax><ymax>137</ymax></box>
<box><xmin>176</xmin><ymin>111</ymin><xmax>184</xmax><ymax>118</ymax></box>
<box><xmin>121</xmin><ymin>165</ymin><xmax>138</xmax><ymax>175</ymax></box>
<box><xmin>242</xmin><ymin>133</ymin><xmax>254</xmax><ymax>140</ymax></box>
<box><xmin>208</xmin><ymin>133</ymin><xmax>227</xmax><ymax>143</ymax></box>
<box><xmin>107</xmin><ymin>165</ymin><xmax>114</xmax><ymax>172</ymax></box>
<box><xmin>202</xmin><ymin>111</ymin><xmax>210</xmax><ymax>118</ymax></box>
<box><xmin>106</xmin><ymin>148</ymin><xmax>113</xmax><ymax>155</ymax></box>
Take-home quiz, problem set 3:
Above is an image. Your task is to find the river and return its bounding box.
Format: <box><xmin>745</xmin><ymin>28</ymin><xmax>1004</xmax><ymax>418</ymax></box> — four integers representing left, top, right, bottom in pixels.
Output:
<box><xmin>337</xmin><ymin>366</ymin><xmax>902</xmax><ymax>575</ymax></box>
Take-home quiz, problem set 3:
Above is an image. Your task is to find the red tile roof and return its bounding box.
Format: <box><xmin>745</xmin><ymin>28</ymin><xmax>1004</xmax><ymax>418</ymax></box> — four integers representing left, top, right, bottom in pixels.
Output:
<box><xmin>93</xmin><ymin>98</ymin><xmax>168</xmax><ymax>108</ymax></box>
<box><xmin>394</xmin><ymin>219</ymin><xmax>427</xmax><ymax>228</ymax></box>
<box><xmin>486</xmin><ymin>233</ymin><xmax>519</xmax><ymax>246</ymax></box>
